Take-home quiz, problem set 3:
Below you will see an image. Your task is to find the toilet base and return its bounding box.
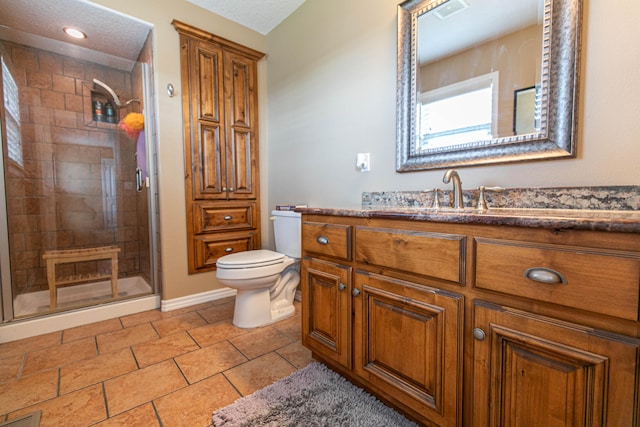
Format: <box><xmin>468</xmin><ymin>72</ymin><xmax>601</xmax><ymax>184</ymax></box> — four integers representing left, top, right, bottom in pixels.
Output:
<box><xmin>232</xmin><ymin>288</ymin><xmax>295</xmax><ymax>328</ymax></box>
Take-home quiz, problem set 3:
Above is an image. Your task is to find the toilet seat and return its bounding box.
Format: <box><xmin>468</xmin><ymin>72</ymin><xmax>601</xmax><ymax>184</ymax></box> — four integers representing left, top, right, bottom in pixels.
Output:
<box><xmin>216</xmin><ymin>249</ymin><xmax>285</xmax><ymax>269</ymax></box>
<box><xmin>216</xmin><ymin>250</ymin><xmax>293</xmax><ymax>281</ymax></box>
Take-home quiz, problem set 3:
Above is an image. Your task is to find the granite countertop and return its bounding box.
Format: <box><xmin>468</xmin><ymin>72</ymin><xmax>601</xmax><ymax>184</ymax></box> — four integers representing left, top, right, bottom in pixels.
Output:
<box><xmin>297</xmin><ymin>206</ymin><xmax>640</xmax><ymax>233</ymax></box>
<box><xmin>296</xmin><ymin>186</ymin><xmax>640</xmax><ymax>233</ymax></box>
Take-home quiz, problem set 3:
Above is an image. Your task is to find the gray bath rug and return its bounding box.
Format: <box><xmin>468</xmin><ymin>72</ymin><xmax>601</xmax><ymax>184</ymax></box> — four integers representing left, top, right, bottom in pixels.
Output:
<box><xmin>212</xmin><ymin>362</ymin><xmax>418</xmax><ymax>427</ymax></box>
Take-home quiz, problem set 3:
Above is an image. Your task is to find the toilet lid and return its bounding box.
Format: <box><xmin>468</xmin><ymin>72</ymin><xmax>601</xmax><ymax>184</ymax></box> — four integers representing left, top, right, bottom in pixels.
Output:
<box><xmin>216</xmin><ymin>249</ymin><xmax>285</xmax><ymax>269</ymax></box>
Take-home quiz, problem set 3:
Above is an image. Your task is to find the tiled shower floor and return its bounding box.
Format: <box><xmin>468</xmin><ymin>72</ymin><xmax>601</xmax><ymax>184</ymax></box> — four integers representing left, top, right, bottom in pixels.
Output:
<box><xmin>0</xmin><ymin>298</ymin><xmax>312</xmax><ymax>426</ymax></box>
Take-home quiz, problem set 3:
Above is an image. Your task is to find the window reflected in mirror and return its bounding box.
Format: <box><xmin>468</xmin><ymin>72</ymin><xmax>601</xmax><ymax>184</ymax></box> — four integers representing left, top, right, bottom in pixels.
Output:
<box><xmin>419</xmin><ymin>72</ymin><xmax>498</xmax><ymax>150</ymax></box>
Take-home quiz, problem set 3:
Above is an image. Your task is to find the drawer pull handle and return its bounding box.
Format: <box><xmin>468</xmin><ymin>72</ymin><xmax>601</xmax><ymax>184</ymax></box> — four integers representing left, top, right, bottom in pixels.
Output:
<box><xmin>223</xmin><ymin>215</ymin><xmax>233</xmax><ymax>220</ymax></box>
<box><xmin>338</xmin><ymin>283</ymin><xmax>346</xmax><ymax>291</ymax></box>
<box><xmin>224</xmin><ymin>247</ymin><xmax>234</xmax><ymax>253</ymax></box>
<box><xmin>473</xmin><ymin>328</ymin><xmax>486</xmax><ymax>341</ymax></box>
<box><xmin>352</xmin><ymin>288</ymin><xmax>361</xmax><ymax>297</ymax></box>
<box><xmin>317</xmin><ymin>236</ymin><xmax>329</xmax><ymax>245</ymax></box>
<box><xmin>524</xmin><ymin>267</ymin><xmax>566</xmax><ymax>284</ymax></box>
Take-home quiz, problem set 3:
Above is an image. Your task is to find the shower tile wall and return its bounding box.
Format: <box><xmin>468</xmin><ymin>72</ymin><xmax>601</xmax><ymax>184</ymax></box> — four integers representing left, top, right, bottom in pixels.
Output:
<box><xmin>1</xmin><ymin>41</ymin><xmax>148</xmax><ymax>298</ymax></box>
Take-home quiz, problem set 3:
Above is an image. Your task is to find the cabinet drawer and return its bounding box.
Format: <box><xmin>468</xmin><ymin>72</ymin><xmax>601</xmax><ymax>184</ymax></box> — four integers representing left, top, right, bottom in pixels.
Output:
<box><xmin>193</xmin><ymin>232</ymin><xmax>258</xmax><ymax>270</ymax></box>
<box><xmin>475</xmin><ymin>237</ymin><xmax>640</xmax><ymax>320</ymax></box>
<box><xmin>302</xmin><ymin>222</ymin><xmax>352</xmax><ymax>261</ymax></box>
<box><xmin>355</xmin><ymin>226</ymin><xmax>466</xmax><ymax>284</ymax></box>
<box><xmin>194</xmin><ymin>202</ymin><xmax>256</xmax><ymax>233</ymax></box>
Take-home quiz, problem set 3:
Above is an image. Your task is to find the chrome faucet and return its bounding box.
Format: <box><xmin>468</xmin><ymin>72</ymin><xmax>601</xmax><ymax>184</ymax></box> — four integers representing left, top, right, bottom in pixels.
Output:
<box><xmin>442</xmin><ymin>169</ymin><xmax>464</xmax><ymax>209</ymax></box>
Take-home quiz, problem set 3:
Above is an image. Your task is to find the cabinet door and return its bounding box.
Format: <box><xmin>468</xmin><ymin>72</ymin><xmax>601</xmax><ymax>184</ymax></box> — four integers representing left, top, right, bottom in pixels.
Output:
<box><xmin>472</xmin><ymin>301</ymin><xmax>640</xmax><ymax>427</ymax></box>
<box><xmin>353</xmin><ymin>271</ymin><xmax>463</xmax><ymax>427</ymax></box>
<box><xmin>301</xmin><ymin>257</ymin><xmax>352</xmax><ymax>369</ymax></box>
<box><xmin>187</xmin><ymin>38</ymin><xmax>227</xmax><ymax>200</ymax></box>
<box><xmin>223</xmin><ymin>50</ymin><xmax>258</xmax><ymax>199</ymax></box>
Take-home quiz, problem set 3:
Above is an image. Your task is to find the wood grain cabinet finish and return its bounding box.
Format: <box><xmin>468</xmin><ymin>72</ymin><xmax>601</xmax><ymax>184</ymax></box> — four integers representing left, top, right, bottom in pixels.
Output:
<box><xmin>301</xmin><ymin>257</ymin><xmax>352</xmax><ymax>369</ymax></box>
<box><xmin>354</xmin><ymin>271</ymin><xmax>462</xmax><ymax>427</ymax></box>
<box><xmin>355</xmin><ymin>226</ymin><xmax>466</xmax><ymax>284</ymax></box>
<box><xmin>173</xmin><ymin>20</ymin><xmax>265</xmax><ymax>273</ymax></box>
<box><xmin>302</xmin><ymin>221</ymin><xmax>352</xmax><ymax>261</ymax></box>
<box><xmin>475</xmin><ymin>237</ymin><xmax>640</xmax><ymax>320</ymax></box>
<box><xmin>472</xmin><ymin>301</ymin><xmax>640</xmax><ymax>427</ymax></box>
<box><xmin>301</xmin><ymin>214</ymin><xmax>640</xmax><ymax>427</ymax></box>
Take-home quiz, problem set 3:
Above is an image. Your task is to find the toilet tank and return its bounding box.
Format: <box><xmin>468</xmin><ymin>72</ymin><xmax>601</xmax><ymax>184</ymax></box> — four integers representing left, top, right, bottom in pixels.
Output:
<box><xmin>272</xmin><ymin>210</ymin><xmax>301</xmax><ymax>258</ymax></box>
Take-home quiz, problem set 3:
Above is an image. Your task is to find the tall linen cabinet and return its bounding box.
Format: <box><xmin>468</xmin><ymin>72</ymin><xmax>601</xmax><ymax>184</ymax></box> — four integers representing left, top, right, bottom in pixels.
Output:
<box><xmin>173</xmin><ymin>21</ymin><xmax>265</xmax><ymax>273</ymax></box>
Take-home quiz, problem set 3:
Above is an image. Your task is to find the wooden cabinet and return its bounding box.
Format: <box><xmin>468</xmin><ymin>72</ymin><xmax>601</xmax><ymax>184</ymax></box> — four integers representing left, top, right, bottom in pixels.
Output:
<box><xmin>301</xmin><ymin>213</ymin><xmax>640</xmax><ymax>427</ymax></box>
<box><xmin>301</xmin><ymin>217</ymin><xmax>463</xmax><ymax>426</ymax></box>
<box><xmin>301</xmin><ymin>257</ymin><xmax>352</xmax><ymax>368</ymax></box>
<box><xmin>173</xmin><ymin>21</ymin><xmax>265</xmax><ymax>273</ymax></box>
<box><xmin>301</xmin><ymin>220</ymin><xmax>353</xmax><ymax>367</ymax></box>
<box><xmin>353</xmin><ymin>271</ymin><xmax>462</xmax><ymax>427</ymax></box>
<box><xmin>472</xmin><ymin>301</ymin><xmax>640</xmax><ymax>427</ymax></box>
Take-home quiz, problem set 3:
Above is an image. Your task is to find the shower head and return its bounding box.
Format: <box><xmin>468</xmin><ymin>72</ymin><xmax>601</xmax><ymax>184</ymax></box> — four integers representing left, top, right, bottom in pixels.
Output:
<box><xmin>92</xmin><ymin>79</ymin><xmax>122</xmax><ymax>107</ymax></box>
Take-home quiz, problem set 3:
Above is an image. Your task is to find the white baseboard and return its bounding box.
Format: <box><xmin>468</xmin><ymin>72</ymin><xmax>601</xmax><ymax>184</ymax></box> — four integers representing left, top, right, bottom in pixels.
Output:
<box><xmin>0</xmin><ymin>294</ymin><xmax>160</xmax><ymax>344</ymax></box>
<box><xmin>160</xmin><ymin>287</ymin><xmax>236</xmax><ymax>312</ymax></box>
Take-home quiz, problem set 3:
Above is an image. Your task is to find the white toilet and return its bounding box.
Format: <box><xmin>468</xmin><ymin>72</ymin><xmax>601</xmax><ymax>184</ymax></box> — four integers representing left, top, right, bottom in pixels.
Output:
<box><xmin>216</xmin><ymin>210</ymin><xmax>301</xmax><ymax>328</ymax></box>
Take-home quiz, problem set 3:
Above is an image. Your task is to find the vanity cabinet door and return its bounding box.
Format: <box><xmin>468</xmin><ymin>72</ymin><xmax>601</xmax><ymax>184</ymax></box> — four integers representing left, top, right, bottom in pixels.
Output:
<box><xmin>301</xmin><ymin>257</ymin><xmax>352</xmax><ymax>369</ymax></box>
<box><xmin>353</xmin><ymin>271</ymin><xmax>463</xmax><ymax>427</ymax></box>
<box><xmin>472</xmin><ymin>301</ymin><xmax>640</xmax><ymax>427</ymax></box>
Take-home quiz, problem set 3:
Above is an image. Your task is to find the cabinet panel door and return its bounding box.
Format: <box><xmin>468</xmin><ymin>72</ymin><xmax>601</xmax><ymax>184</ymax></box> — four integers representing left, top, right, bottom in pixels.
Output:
<box><xmin>472</xmin><ymin>301</ymin><xmax>640</xmax><ymax>427</ymax></box>
<box><xmin>189</xmin><ymin>39</ymin><xmax>227</xmax><ymax>200</ymax></box>
<box><xmin>354</xmin><ymin>271</ymin><xmax>463</xmax><ymax>427</ymax></box>
<box><xmin>302</xmin><ymin>257</ymin><xmax>352</xmax><ymax>369</ymax></box>
<box><xmin>224</xmin><ymin>51</ymin><xmax>258</xmax><ymax>199</ymax></box>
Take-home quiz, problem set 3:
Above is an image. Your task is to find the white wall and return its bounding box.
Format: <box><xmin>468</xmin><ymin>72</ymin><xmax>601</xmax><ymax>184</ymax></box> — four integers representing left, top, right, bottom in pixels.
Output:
<box><xmin>266</xmin><ymin>0</ymin><xmax>640</xmax><ymax>220</ymax></box>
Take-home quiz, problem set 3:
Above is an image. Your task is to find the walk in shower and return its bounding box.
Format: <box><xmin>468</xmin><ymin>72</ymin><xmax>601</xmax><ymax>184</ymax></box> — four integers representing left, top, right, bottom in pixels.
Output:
<box><xmin>0</xmin><ymin>0</ymin><xmax>159</xmax><ymax>325</ymax></box>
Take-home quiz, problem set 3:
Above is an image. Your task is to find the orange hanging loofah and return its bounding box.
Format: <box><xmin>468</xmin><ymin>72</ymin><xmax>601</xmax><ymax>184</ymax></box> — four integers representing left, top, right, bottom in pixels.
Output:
<box><xmin>118</xmin><ymin>112</ymin><xmax>144</xmax><ymax>138</ymax></box>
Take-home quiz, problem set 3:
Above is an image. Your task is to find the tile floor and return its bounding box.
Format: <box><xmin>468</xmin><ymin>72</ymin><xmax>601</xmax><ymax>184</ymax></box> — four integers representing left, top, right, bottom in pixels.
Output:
<box><xmin>0</xmin><ymin>297</ymin><xmax>314</xmax><ymax>426</ymax></box>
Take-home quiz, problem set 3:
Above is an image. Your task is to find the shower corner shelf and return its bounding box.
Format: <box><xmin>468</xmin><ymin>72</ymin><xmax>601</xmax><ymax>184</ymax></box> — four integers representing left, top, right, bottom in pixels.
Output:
<box><xmin>89</xmin><ymin>90</ymin><xmax>120</xmax><ymax>125</ymax></box>
<box><xmin>82</xmin><ymin>81</ymin><xmax>120</xmax><ymax>127</ymax></box>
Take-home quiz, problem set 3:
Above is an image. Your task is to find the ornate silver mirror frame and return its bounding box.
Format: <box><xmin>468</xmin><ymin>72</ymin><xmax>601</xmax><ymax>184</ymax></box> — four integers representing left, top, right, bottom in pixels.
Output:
<box><xmin>396</xmin><ymin>0</ymin><xmax>583</xmax><ymax>171</ymax></box>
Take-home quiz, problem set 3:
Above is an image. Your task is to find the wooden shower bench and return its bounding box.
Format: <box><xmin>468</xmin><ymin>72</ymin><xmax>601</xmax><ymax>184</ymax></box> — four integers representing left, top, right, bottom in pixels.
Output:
<box><xmin>43</xmin><ymin>246</ymin><xmax>120</xmax><ymax>309</ymax></box>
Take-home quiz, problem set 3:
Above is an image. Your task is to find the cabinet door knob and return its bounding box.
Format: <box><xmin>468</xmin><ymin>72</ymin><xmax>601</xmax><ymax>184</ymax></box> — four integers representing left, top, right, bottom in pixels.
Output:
<box><xmin>223</xmin><ymin>215</ymin><xmax>232</xmax><ymax>220</ymax></box>
<box><xmin>352</xmin><ymin>288</ymin><xmax>361</xmax><ymax>297</ymax></box>
<box><xmin>524</xmin><ymin>267</ymin><xmax>567</xmax><ymax>284</ymax></box>
<box><xmin>473</xmin><ymin>328</ymin><xmax>486</xmax><ymax>341</ymax></box>
<box><xmin>316</xmin><ymin>236</ymin><xmax>329</xmax><ymax>245</ymax></box>
<box><xmin>224</xmin><ymin>247</ymin><xmax>234</xmax><ymax>253</ymax></box>
<box><xmin>338</xmin><ymin>283</ymin><xmax>346</xmax><ymax>291</ymax></box>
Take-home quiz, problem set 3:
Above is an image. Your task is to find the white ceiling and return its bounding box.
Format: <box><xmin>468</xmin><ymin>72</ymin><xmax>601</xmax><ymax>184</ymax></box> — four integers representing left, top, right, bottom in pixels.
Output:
<box><xmin>186</xmin><ymin>0</ymin><xmax>307</xmax><ymax>35</ymax></box>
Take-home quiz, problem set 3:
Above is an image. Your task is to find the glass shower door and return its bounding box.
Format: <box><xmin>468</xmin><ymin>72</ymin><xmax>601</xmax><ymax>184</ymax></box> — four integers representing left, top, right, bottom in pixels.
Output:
<box><xmin>0</xmin><ymin>40</ymin><xmax>157</xmax><ymax>320</ymax></box>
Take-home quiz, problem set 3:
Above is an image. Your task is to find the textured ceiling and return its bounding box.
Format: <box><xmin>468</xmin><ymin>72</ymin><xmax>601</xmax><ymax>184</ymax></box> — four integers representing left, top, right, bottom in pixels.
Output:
<box><xmin>0</xmin><ymin>0</ymin><xmax>305</xmax><ymax>71</ymax></box>
<box><xmin>186</xmin><ymin>0</ymin><xmax>306</xmax><ymax>35</ymax></box>
<box><xmin>0</xmin><ymin>0</ymin><xmax>152</xmax><ymax>70</ymax></box>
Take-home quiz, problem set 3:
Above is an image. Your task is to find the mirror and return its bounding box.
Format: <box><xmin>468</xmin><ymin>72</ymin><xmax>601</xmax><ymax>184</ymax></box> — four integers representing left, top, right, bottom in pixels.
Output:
<box><xmin>396</xmin><ymin>0</ymin><xmax>583</xmax><ymax>171</ymax></box>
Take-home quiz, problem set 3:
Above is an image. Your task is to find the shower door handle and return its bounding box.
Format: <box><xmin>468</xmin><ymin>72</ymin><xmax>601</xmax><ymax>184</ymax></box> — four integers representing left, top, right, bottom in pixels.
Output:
<box><xmin>135</xmin><ymin>168</ymin><xmax>144</xmax><ymax>192</ymax></box>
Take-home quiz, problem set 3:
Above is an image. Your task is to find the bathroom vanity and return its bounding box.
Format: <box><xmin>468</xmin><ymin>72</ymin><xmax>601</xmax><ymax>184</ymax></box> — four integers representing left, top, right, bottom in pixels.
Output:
<box><xmin>299</xmin><ymin>205</ymin><xmax>640</xmax><ymax>426</ymax></box>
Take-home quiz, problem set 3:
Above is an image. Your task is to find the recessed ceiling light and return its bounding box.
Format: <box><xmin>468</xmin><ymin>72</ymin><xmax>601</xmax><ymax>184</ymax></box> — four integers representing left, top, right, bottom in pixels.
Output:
<box><xmin>63</xmin><ymin>27</ymin><xmax>87</xmax><ymax>39</ymax></box>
